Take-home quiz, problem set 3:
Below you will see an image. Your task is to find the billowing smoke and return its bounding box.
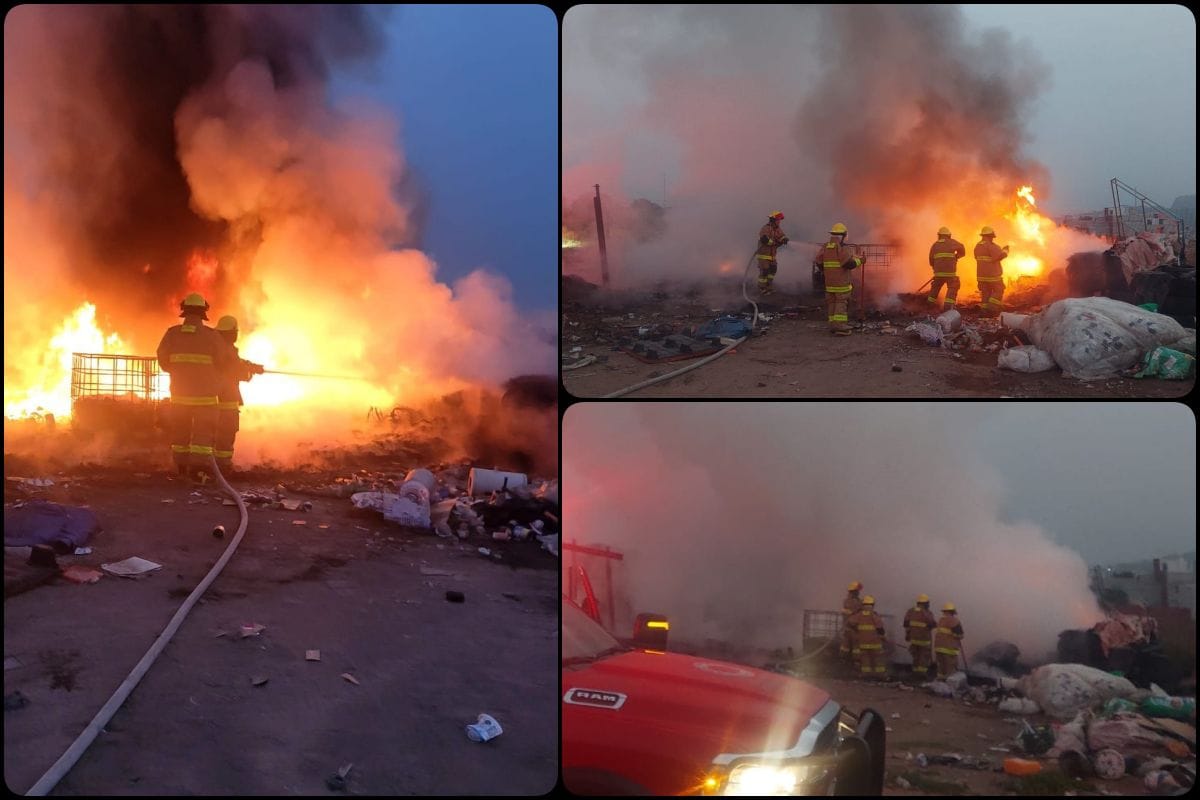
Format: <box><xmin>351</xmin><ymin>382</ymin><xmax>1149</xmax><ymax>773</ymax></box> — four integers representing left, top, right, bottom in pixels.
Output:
<box><xmin>563</xmin><ymin>5</ymin><xmax>1104</xmax><ymax>292</ymax></box>
<box><xmin>564</xmin><ymin>403</ymin><xmax>1103</xmax><ymax>661</ymax></box>
<box><xmin>5</xmin><ymin>5</ymin><xmax>554</xmax><ymax>447</ymax></box>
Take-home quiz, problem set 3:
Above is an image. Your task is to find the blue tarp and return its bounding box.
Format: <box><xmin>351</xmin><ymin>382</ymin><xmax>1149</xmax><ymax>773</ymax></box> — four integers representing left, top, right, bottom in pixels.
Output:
<box><xmin>4</xmin><ymin>500</ymin><xmax>100</xmax><ymax>549</ymax></box>
<box><xmin>694</xmin><ymin>316</ymin><xmax>752</xmax><ymax>341</ymax></box>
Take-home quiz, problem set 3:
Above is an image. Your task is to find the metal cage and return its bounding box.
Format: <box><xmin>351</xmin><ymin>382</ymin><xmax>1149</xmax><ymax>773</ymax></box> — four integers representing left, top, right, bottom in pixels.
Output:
<box><xmin>71</xmin><ymin>353</ymin><xmax>167</xmax><ymax>405</ymax></box>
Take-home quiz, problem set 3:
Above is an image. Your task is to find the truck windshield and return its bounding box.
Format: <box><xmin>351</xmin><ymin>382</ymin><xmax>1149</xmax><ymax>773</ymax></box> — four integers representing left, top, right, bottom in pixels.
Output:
<box><xmin>563</xmin><ymin>597</ymin><xmax>625</xmax><ymax>663</ymax></box>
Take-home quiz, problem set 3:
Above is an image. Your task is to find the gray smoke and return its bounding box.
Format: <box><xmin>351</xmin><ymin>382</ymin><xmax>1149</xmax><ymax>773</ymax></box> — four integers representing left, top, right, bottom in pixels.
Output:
<box><xmin>564</xmin><ymin>403</ymin><xmax>1103</xmax><ymax>660</ymax></box>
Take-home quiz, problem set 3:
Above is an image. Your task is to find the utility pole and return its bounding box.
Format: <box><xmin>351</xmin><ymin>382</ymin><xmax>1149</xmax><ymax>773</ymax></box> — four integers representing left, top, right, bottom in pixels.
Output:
<box><xmin>594</xmin><ymin>184</ymin><xmax>610</xmax><ymax>287</ymax></box>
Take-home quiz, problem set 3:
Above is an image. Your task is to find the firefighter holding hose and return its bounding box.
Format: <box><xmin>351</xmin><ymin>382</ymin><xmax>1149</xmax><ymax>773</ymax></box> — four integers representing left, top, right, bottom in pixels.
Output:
<box><xmin>840</xmin><ymin>581</ymin><xmax>864</xmax><ymax>662</ymax></box>
<box><xmin>847</xmin><ymin>595</ymin><xmax>887</xmax><ymax>680</ymax></box>
<box><xmin>934</xmin><ymin>602</ymin><xmax>965</xmax><ymax>679</ymax></box>
<box><xmin>927</xmin><ymin>227</ymin><xmax>966</xmax><ymax>311</ymax></box>
<box><xmin>974</xmin><ymin>226</ymin><xmax>1009</xmax><ymax>317</ymax></box>
<box><xmin>819</xmin><ymin>222</ymin><xmax>864</xmax><ymax>335</ymax></box>
<box><xmin>156</xmin><ymin>293</ymin><xmax>231</xmax><ymax>480</ymax></box>
<box><xmin>213</xmin><ymin>315</ymin><xmax>264</xmax><ymax>473</ymax></box>
<box><xmin>755</xmin><ymin>211</ymin><xmax>789</xmax><ymax>295</ymax></box>
<box><xmin>904</xmin><ymin>593</ymin><xmax>937</xmax><ymax>679</ymax></box>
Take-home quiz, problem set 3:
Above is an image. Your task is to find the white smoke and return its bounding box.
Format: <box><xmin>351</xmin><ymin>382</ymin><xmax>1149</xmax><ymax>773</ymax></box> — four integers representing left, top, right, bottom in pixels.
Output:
<box><xmin>564</xmin><ymin>403</ymin><xmax>1103</xmax><ymax>661</ymax></box>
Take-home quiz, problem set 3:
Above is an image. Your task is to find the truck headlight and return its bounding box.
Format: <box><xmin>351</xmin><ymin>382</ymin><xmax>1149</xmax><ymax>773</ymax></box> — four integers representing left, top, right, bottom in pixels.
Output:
<box><xmin>723</xmin><ymin>762</ymin><xmax>828</xmax><ymax>796</ymax></box>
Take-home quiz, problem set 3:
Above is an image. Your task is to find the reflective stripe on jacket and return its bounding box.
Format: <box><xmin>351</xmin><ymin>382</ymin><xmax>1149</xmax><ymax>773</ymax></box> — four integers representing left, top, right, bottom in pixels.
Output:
<box><xmin>929</xmin><ymin>237</ymin><xmax>966</xmax><ymax>276</ymax></box>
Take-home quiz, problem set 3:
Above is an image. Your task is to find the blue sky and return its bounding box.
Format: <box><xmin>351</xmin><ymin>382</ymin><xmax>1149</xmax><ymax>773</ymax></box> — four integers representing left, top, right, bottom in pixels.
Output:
<box><xmin>333</xmin><ymin>5</ymin><xmax>558</xmax><ymax>312</ymax></box>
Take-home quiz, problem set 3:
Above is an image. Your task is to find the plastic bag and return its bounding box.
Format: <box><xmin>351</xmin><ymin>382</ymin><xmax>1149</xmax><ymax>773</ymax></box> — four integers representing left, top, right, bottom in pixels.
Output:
<box><xmin>1140</xmin><ymin>695</ymin><xmax>1196</xmax><ymax>720</ymax></box>
<box><xmin>1133</xmin><ymin>347</ymin><xmax>1195</xmax><ymax>380</ymax></box>
<box><xmin>1086</xmin><ymin>718</ymin><xmax>1167</xmax><ymax>758</ymax></box>
<box><xmin>905</xmin><ymin>321</ymin><xmax>943</xmax><ymax>346</ymax></box>
<box><xmin>1022</xmin><ymin>297</ymin><xmax>1188</xmax><ymax>380</ymax></box>
<box><xmin>1018</xmin><ymin>663</ymin><xmax>1137</xmax><ymax>720</ymax></box>
<box><xmin>997</xmin><ymin>345</ymin><xmax>1057</xmax><ymax>373</ymax></box>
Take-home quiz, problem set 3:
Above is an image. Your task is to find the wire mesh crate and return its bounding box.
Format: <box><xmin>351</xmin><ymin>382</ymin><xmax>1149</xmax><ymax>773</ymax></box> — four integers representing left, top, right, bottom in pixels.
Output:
<box><xmin>71</xmin><ymin>353</ymin><xmax>168</xmax><ymax>432</ymax></box>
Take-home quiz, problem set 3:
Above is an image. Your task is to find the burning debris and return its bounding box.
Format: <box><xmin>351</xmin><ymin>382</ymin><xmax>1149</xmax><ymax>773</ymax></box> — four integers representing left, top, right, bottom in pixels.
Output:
<box><xmin>4</xmin><ymin>5</ymin><xmax>553</xmax><ymax>452</ymax></box>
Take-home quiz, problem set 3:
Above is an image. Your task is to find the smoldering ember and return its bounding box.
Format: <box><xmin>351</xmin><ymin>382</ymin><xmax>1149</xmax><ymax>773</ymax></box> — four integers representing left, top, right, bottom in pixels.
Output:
<box><xmin>561</xmin><ymin>6</ymin><xmax>1195</xmax><ymax>398</ymax></box>
<box><xmin>3</xmin><ymin>5</ymin><xmax>557</xmax><ymax>795</ymax></box>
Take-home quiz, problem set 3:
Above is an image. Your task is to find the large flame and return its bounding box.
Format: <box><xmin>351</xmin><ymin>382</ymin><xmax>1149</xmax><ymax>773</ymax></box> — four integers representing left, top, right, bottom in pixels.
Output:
<box><xmin>3</xmin><ymin>303</ymin><xmax>128</xmax><ymax>419</ymax></box>
<box><xmin>561</xmin><ymin>226</ymin><xmax>583</xmax><ymax>249</ymax></box>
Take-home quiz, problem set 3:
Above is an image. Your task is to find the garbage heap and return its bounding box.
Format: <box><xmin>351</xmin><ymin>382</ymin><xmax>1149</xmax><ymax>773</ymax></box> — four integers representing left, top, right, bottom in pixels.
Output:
<box><xmin>922</xmin><ymin>658</ymin><xmax>1195</xmax><ymax>791</ymax></box>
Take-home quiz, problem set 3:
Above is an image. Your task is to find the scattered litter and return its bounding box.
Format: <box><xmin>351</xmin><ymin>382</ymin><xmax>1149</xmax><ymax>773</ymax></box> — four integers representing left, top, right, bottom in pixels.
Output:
<box><xmin>445</xmin><ymin>590</ymin><xmax>465</xmax><ymax>603</ymax></box>
<box><xmin>4</xmin><ymin>690</ymin><xmax>30</xmax><ymax>711</ymax></box>
<box><xmin>161</xmin><ymin>499</ymin><xmax>175</xmax><ymax>504</ymax></box>
<box><xmin>251</xmin><ymin>675</ymin><xmax>269</xmax><ymax>687</ymax></box>
<box><xmin>1087</xmin><ymin>717</ymin><xmax>1169</xmax><ymax>758</ymax></box>
<box><xmin>998</xmin><ymin>344</ymin><xmax>1057</xmax><ymax>373</ymax></box>
<box><xmin>101</xmin><ymin>557</ymin><xmax>163</xmax><ymax>579</ymax></box>
<box><xmin>1091</xmin><ymin>748</ymin><xmax>1125</xmax><ymax>780</ymax></box>
<box><xmin>1132</xmin><ymin>346</ymin><xmax>1194</xmax><ymax>380</ymax></box>
<box><xmin>305</xmin><ymin>650</ymin><xmax>321</xmax><ymax>662</ymax></box>
<box><xmin>999</xmin><ymin>697</ymin><xmax>1042</xmax><ymax>715</ymax></box>
<box><xmin>926</xmin><ymin>681</ymin><xmax>954</xmax><ymax>698</ymax></box>
<box><xmin>291</xmin><ymin>520</ymin><xmax>307</xmax><ymax>526</ymax></box>
<box><xmin>419</xmin><ymin>567</ymin><xmax>457</xmax><ymax>577</ymax></box>
<box><xmin>1003</xmin><ymin>757</ymin><xmax>1043</xmax><ymax>776</ymax></box>
<box><xmin>61</xmin><ymin>565</ymin><xmax>102</xmax><ymax>584</ymax></box>
<box><xmin>212</xmin><ymin>525</ymin><xmax>225</xmax><ymax>539</ymax></box>
<box><xmin>491</xmin><ymin>529</ymin><xmax>511</xmax><ymax>542</ymax></box>
<box><xmin>1144</xmin><ymin>770</ymin><xmax>1182</xmax><ymax>793</ymax></box>
<box><xmin>239</xmin><ymin>623</ymin><xmax>266</xmax><ymax>639</ymax></box>
<box><xmin>73</xmin><ymin>546</ymin><xmax>92</xmax><ymax>555</ymax></box>
<box><xmin>11</xmin><ymin>477</ymin><xmax>55</xmax><ymax>488</ymax></box>
<box><xmin>340</xmin><ymin>673</ymin><xmax>360</xmax><ymax>686</ymax></box>
<box><xmin>350</xmin><ymin>491</ymin><xmax>430</xmax><ymax>529</ymax></box>
<box><xmin>891</xmin><ymin>712</ymin><xmax>901</xmax><ymax>719</ymax></box>
<box><xmin>536</xmin><ymin>533</ymin><xmax>559</xmax><ymax>557</ymax></box>
<box><xmin>222</xmin><ymin>499</ymin><xmax>236</xmax><ymax>506</ymax></box>
<box><xmin>905</xmin><ymin>320</ymin><xmax>944</xmax><ymax>346</ymax></box>
<box><xmin>895</xmin><ymin>776</ymin><xmax>911</xmax><ymax>789</ymax></box>
<box><xmin>988</xmin><ymin>746</ymin><xmax>1012</xmax><ymax>753</ymax></box>
<box><xmin>1140</xmin><ymin>695</ymin><xmax>1196</xmax><ymax>721</ymax></box>
<box><xmin>325</xmin><ymin>763</ymin><xmax>353</xmax><ymax>792</ymax></box>
<box><xmin>465</xmin><ymin>713</ymin><xmax>503</xmax><ymax>742</ymax></box>
<box><xmin>477</xmin><ymin>547</ymin><xmax>491</xmax><ymax>557</ymax></box>
<box><xmin>1019</xmin><ymin>723</ymin><xmax>1056</xmax><ymax>755</ymax></box>
<box><xmin>935</xmin><ymin>309</ymin><xmax>962</xmax><ymax>333</ymax></box>
<box><xmin>4</xmin><ymin>499</ymin><xmax>100</xmax><ymax>550</ymax></box>
<box><xmin>318</xmin><ymin>524</ymin><xmax>330</xmax><ymax>530</ymax></box>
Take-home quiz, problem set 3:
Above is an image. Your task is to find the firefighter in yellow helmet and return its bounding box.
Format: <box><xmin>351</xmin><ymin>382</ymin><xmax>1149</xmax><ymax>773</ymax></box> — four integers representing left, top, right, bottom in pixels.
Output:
<box><xmin>934</xmin><ymin>602</ymin><xmax>965</xmax><ymax>679</ymax></box>
<box><xmin>840</xmin><ymin>581</ymin><xmax>864</xmax><ymax>661</ymax></box>
<box><xmin>974</xmin><ymin>226</ymin><xmax>1009</xmax><ymax>317</ymax></box>
<box><xmin>903</xmin><ymin>593</ymin><xmax>937</xmax><ymax>679</ymax></box>
<box><xmin>156</xmin><ymin>293</ymin><xmax>232</xmax><ymax>479</ymax></box>
<box><xmin>819</xmin><ymin>222</ymin><xmax>863</xmax><ymax>335</ymax></box>
<box><xmin>213</xmin><ymin>316</ymin><xmax>264</xmax><ymax>473</ymax></box>
<box><xmin>928</xmin><ymin>227</ymin><xmax>966</xmax><ymax>311</ymax></box>
<box><xmin>846</xmin><ymin>595</ymin><xmax>887</xmax><ymax>679</ymax></box>
<box><xmin>755</xmin><ymin>212</ymin><xmax>789</xmax><ymax>295</ymax></box>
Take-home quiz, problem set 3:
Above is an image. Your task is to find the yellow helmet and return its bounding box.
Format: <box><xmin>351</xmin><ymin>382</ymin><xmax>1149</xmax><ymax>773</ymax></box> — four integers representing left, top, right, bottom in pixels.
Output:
<box><xmin>943</xmin><ymin>602</ymin><xmax>957</xmax><ymax>613</ymax></box>
<box><xmin>980</xmin><ymin>226</ymin><xmax>995</xmax><ymax>237</ymax></box>
<box><xmin>769</xmin><ymin>211</ymin><xmax>785</xmax><ymax>221</ymax></box>
<box><xmin>215</xmin><ymin>315</ymin><xmax>238</xmax><ymax>332</ymax></box>
<box><xmin>848</xmin><ymin>581</ymin><xmax>862</xmax><ymax>591</ymax></box>
<box><xmin>937</xmin><ymin>227</ymin><xmax>951</xmax><ymax>237</ymax></box>
<box><xmin>830</xmin><ymin>222</ymin><xmax>848</xmax><ymax>236</ymax></box>
<box><xmin>917</xmin><ymin>593</ymin><xmax>930</xmax><ymax>604</ymax></box>
<box><xmin>862</xmin><ymin>595</ymin><xmax>876</xmax><ymax>606</ymax></box>
<box><xmin>180</xmin><ymin>292</ymin><xmax>210</xmax><ymax>319</ymax></box>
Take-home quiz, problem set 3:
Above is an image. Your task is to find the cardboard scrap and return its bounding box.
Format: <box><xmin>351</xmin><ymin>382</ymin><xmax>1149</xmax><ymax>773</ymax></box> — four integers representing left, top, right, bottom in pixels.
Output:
<box><xmin>292</xmin><ymin>520</ymin><xmax>307</xmax><ymax>527</ymax></box>
<box><xmin>239</xmin><ymin>623</ymin><xmax>267</xmax><ymax>639</ymax></box>
<box><xmin>305</xmin><ymin>650</ymin><xmax>321</xmax><ymax>662</ymax></box>
<box><xmin>101</xmin><ymin>557</ymin><xmax>163</xmax><ymax>578</ymax></box>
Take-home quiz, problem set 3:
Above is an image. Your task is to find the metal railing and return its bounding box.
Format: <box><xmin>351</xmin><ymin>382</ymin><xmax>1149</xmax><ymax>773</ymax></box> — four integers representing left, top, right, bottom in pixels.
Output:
<box><xmin>71</xmin><ymin>353</ymin><xmax>167</xmax><ymax>412</ymax></box>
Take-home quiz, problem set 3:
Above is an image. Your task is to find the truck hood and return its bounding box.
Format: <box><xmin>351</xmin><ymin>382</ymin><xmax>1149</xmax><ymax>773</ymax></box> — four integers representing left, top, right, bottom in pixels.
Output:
<box><xmin>563</xmin><ymin>649</ymin><xmax>837</xmax><ymax>794</ymax></box>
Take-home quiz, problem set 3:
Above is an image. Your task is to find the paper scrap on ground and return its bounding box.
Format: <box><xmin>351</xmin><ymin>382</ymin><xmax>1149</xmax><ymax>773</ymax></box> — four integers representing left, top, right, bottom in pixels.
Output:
<box><xmin>100</xmin><ymin>557</ymin><xmax>162</xmax><ymax>578</ymax></box>
<box><xmin>341</xmin><ymin>673</ymin><xmax>360</xmax><ymax>685</ymax></box>
<box><xmin>306</xmin><ymin>650</ymin><xmax>321</xmax><ymax>661</ymax></box>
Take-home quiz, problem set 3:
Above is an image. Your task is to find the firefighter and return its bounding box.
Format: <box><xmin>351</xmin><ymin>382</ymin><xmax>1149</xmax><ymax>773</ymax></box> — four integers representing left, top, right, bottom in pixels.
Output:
<box><xmin>927</xmin><ymin>227</ymin><xmax>966</xmax><ymax>311</ymax></box>
<box><xmin>819</xmin><ymin>222</ymin><xmax>863</xmax><ymax>335</ymax></box>
<box><xmin>934</xmin><ymin>602</ymin><xmax>965</xmax><ymax>679</ymax></box>
<box><xmin>755</xmin><ymin>212</ymin><xmax>789</xmax><ymax>295</ymax></box>
<box><xmin>840</xmin><ymin>581</ymin><xmax>864</xmax><ymax>661</ymax></box>
<box><xmin>974</xmin><ymin>226</ymin><xmax>1009</xmax><ymax>317</ymax></box>
<box><xmin>156</xmin><ymin>293</ymin><xmax>231</xmax><ymax>480</ymax></box>
<box><xmin>903</xmin><ymin>594</ymin><xmax>937</xmax><ymax>680</ymax></box>
<box><xmin>847</xmin><ymin>595</ymin><xmax>887</xmax><ymax>679</ymax></box>
<box><xmin>213</xmin><ymin>316</ymin><xmax>264</xmax><ymax>473</ymax></box>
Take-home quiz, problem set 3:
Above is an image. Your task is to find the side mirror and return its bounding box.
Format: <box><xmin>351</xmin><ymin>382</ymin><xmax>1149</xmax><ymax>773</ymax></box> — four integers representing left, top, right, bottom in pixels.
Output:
<box><xmin>633</xmin><ymin>613</ymin><xmax>670</xmax><ymax>651</ymax></box>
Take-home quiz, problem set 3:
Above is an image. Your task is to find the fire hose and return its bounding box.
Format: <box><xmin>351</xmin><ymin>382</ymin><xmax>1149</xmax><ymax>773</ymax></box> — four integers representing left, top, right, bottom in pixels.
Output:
<box><xmin>262</xmin><ymin>368</ymin><xmax>366</xmax><ymax>381</ymax></box>
<box><xmin>601</xmin><ymin>250</ymin><xmax>760</xmax><ymax>398</ymax></box>
<box><xmin>25</xmin><ymin>457</ymin><xmax>250</xmax><ymax>795</ymax></box>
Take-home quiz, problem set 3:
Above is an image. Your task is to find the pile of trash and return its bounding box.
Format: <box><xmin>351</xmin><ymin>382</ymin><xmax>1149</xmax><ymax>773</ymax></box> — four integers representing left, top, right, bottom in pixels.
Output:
<box><xmin>999</xmin><ymin>297</ymin><xmax>1194</xmax><ymax>379</ymax></box>
<box><xmin>348</xmin><ymin>466</ymin><xmax>560</xmax><ymax>555</ymax></box>
<box><xmin>920</xmin><ymin>659</ymin><xmax>1196</xmax><ymax>790</ymax></box>
<box><xmin>904</xmin><ymin>311</ymin><xmax>1018</xmax><ymax>353</ymax></box>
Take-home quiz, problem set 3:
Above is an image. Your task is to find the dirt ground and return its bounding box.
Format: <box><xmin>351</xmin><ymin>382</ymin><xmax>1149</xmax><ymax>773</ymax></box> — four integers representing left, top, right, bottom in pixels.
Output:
<box><xmin>562</xmin><ymin>287</ymin><xmax>1195</xmax><ymax>399</ymax></box>
<box><xmin>802</xmin><ymin>675</ymin><xmax>1158</xmax><ymax>797</ymax></box>
<box><xmin>3</xmin><ymin>468</ymin><xmax>558</xmax><ymax>795</ymax></box>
